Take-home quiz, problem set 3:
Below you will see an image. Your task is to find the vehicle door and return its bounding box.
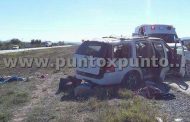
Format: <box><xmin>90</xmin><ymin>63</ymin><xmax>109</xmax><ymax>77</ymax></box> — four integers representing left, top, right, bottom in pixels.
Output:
<box><xmin>173</xmin><ymin>43</ymin><xmax>186</xmax><ymax>77</ymax></box>
<box><xmin>113</xmin><ymin>42</ymin><xmax>132</xmax><ymax>71</ymax></box>
<box><xmin>152</xmin><ymin>41</ymin><xmax>170</xmax><ymax>81</ymax></box>
<box><xmin>135</xmin><ymin>41</ymin><xmax>155</xmax><ymax>80</ymax></box>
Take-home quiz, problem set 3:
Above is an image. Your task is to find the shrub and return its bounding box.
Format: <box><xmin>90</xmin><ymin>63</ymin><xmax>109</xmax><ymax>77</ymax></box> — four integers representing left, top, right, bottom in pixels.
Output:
<box><xmin>118</xmin><ymin>89</ymin><xmax>134</xmax><ymax>99</ymax></box>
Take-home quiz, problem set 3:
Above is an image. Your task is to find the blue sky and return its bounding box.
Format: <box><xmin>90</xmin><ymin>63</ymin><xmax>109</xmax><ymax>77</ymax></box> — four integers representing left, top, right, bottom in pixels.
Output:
<box><xmin>0</xmin><ymin>0</ymin><xmax>189</xmax><ymax>42</ymax></box>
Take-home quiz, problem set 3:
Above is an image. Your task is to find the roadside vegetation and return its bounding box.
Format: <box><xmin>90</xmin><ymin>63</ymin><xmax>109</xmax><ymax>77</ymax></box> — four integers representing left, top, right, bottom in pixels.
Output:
<box><xmin>0</xmin><ymin>81</ymin><xmax>33</xmax><ymax>121</ymax></box>
<box><xmin>0</xmin><ymin>47</ymin><xmax>164</xmax><ymax>122</ymax></box>
<box><xmin>0</xmin><ymin>39</ymin><xmax>26</xmax><ymax>50</ymax></box>
<box><xmin>0</xmin><ymin>38</ymin><xmax>66</xmax><ymax>50</ymax></box>
<box><xmin>26</xmin><ymin>88</ymin><xmax>159</xmax><ymax>122</ymax></box>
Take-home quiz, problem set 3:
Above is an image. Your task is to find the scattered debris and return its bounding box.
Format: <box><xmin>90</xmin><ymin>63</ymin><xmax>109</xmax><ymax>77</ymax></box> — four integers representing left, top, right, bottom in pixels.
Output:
<box><xmin>136</xmin><ymin>81</ymin><xmax>176</xmax><ymax>100</ymax></box>
<box><xmin>74</xmin><ymin>82</ymin><xmax>93</xmax><ymax>97</ymax></box>
<box><xmin>175</xmin><ymin>118</ymin><xmax>183</xmax><ymax>122</ymax></box>
<box><xmin>0</xmin><ymin>76</ymin><xmax>27</xmax><ymax>84</ymax></box>
<box><xmin>56</xmin><ymin>76</ymin><xmax>177</xmax><ymax>101</ymax></box>
<box><xmin>137</xmin><ymin>86</ymin><xmax>176</xmax><ymax>100</ymax></box>
<box><xmin>137</xmin><ymin>85</ymin><xmax>162</xmax><ymax>99</ymax></box>
<box><xmin>55</xmin><ymin>76</ymin><xmax>81</xmax><ymax>95</ymax></box>
<box><xmin>35</xmin><ymin>72</ymin><xmax>49</xmax><ymax>80</ymax></box>
<box><xmin>156</xmin><ymin>117</ymin><xmax>163</xmax><ymax>122</ymax></box>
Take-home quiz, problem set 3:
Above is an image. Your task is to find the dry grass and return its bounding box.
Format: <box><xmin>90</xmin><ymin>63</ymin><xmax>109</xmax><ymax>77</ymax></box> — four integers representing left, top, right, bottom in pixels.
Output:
<box><xmin>0</xmin><ymin>82</ymin><xmax>31</xmax><ymax>122</ymax></box>
<box><xmin>25</xmin><ymin>86</ymin><xmax>159</xmax><ymax>122</ymax></box>
<box><xmin>0</xmin><ymin>46</ymin><xmax>164</xmax><ymax>122</ymax></box>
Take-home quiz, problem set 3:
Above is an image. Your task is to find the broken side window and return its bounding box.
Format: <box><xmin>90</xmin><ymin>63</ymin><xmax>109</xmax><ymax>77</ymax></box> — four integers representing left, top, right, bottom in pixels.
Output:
<box><xmin>113</xmin><ymin>43</ymin><xmax>132</xmax><ymax>58</ymax></box>
<box><xmin>136</xmin><ymin>41</ymin><xmax>154</xmax><ymax>58</ymax></box>
<box><xmin>153</xmin><ymin>42</ymin><xmax>165</xmax><ymax>58</ymax></box>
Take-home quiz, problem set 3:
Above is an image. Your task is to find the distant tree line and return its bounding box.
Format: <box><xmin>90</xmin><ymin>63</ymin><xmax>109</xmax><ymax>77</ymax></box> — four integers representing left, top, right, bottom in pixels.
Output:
<box><xmin>0</xmin><ymin>39</ymin><xmax>66</xmax><ymax>50</ymax></box>
<box><xmin>0</xmin><ymin>39</ymin><xmax>25</xmax><ymax>50</ymax></box>
<box><xmin>31</xmin><ymin>39</ymin><xmax>42</xmax><ymax>45</ymax></box>
<box><xmin>30</xmin><ymin>39</ymin><xmax>42</xmax><ymax>47</ymax></box>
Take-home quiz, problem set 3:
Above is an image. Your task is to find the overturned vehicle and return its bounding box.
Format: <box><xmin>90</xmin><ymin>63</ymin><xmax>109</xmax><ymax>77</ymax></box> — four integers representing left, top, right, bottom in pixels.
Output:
<box><xmin>56</xmin><ymin>36</ymin><xmax>186</xmax><ymax>96</ymax></box>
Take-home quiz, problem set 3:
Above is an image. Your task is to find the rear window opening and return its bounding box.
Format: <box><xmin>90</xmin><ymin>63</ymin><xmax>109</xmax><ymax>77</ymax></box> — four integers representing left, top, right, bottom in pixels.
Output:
<box><xmin>76</xmin><ymin>41</ymin><xmax>111</xmax><ymax>58</ymax></box>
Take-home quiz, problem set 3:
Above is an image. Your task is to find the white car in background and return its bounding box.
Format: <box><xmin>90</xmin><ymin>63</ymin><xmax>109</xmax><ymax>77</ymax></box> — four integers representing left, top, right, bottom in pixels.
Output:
<box><xmin>44</xmin><ymin>41</ymin><xmax>53</xmax><ymax>47</ymax></box>
<box><xmin>12</xmin><ymin>45</ymin><xmax>19</xmax><ymax>50</ymax></box>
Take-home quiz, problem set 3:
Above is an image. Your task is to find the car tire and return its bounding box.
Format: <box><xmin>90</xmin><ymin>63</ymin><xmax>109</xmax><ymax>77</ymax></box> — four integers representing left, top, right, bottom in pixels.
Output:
<box><xmin>121</xmin><ymin>71</ymin><xmax>142</xmax><ymax>90</ymax></box>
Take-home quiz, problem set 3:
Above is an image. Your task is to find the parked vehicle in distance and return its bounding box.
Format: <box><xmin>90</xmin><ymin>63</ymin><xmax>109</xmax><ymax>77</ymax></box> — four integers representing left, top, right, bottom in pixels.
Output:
<box><xmin>133</xmin><ymin>24</ymin><xmax>178</xmax><ymax>43</ymax></box>
<box><xmin>74</xmin><ymin>36</ymin><xmax>184</xmax><ymax>89</ymax></box>
<box><xmin>12</xmin><ymin>45</ymin><xmax>19</xmax><ymax>50</ymax></box>
<box><xmin>44</xmin><ymin>41</ymin><xmax>52</xmax><ymax>47</ymax></box>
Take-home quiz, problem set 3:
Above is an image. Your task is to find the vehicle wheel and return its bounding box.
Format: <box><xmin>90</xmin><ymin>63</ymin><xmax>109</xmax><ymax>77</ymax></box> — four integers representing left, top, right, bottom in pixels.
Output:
<box><xmin>122</xmin><ymin>71</ymin><xmax>142</xmax><ymax>90</ymax></box>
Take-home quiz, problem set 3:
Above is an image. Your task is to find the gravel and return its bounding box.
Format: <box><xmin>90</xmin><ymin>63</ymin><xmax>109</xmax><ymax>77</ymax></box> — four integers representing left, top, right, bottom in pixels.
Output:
<box><xmin>155</xmin><ymin>89</ymin><xmax>190</xmax><ymax>122</ymax></box>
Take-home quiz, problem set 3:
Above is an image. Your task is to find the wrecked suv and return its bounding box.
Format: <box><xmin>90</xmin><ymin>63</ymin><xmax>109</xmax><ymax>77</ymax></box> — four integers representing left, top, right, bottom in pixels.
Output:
<box><xmin>74</xmin><ymin>37</ymin><xmax>182</xmax><ymax>89</ymax></box>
